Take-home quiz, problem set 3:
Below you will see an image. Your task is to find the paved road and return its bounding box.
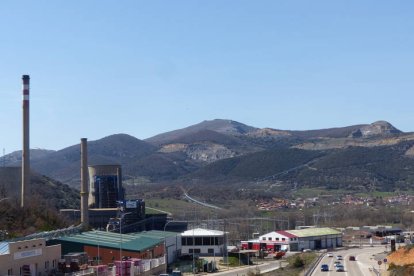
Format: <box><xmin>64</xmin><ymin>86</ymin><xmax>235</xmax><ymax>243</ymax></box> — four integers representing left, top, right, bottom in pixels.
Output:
<box><xmin>311</xmin><ymin>246</ymin><xmax>388</xmax><ymax>276</ymax></box>
<box><xmin>183</xmin><ymin>191</ymin><xmax>222</xmax><ymax>210</ymax></box>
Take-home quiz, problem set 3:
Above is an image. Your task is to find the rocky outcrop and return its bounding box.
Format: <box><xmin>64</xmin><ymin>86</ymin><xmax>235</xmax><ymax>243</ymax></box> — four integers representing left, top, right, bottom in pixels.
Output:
<box><xmin>185</xmin><ymin>143</ymin><xmax>235</xmax><ymax>163</ymax></box>
<box><xmin>350</xmin><ymin>121</ymin><xmax>401</xmax><ymax>138</ymax></box>
<box><xmin>247</xmin><ymin>128</ymin><xmax>291</xmax><ymax>138</ymax></box>
<box><xmin>159</xmin><ymin>143</ymin><xmax>188</xmax><ymax>153</ymax></box>
<box><xmin>159</xmin><ymin>142</ymin><xmax>236</xmax><ymax>163</ymax></box>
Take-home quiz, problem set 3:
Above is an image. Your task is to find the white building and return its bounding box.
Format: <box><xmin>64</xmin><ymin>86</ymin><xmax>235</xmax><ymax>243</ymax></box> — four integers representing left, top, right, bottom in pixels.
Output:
<box><xmin>181</xmin><ymin>228</ymin><xmax>225</xmax><ymax>256</ymax></box>
<box><xmin>243</xmin><ymin>227</ymin><xmax>342</xmax><ymax>252</ymax></box>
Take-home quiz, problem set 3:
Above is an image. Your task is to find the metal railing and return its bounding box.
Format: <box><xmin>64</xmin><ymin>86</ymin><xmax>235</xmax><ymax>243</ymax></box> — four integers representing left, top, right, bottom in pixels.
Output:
<box><xmin>304</xmin><ymin>253</ymin><xmax>325</xmax><ymax>276</ymax></box>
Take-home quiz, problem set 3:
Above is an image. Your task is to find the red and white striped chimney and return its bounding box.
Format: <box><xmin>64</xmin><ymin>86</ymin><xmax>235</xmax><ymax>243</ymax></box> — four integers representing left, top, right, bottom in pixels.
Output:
<box><xmin>21</xmin><ymin>75</ymin><xmax>30</xmax><ymax>208</ymax></box>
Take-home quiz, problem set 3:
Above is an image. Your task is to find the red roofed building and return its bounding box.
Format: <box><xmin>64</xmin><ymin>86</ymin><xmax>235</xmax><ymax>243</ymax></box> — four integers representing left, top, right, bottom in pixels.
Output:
<box><xmin>241</xmin><ymin>228</ymin><xmax>342</xmax><ymax>252</ymax></box>
<box><xmin>241</xmin><ymin>231</ymin><xmax>297</xmax><ymax>252</ymax></box>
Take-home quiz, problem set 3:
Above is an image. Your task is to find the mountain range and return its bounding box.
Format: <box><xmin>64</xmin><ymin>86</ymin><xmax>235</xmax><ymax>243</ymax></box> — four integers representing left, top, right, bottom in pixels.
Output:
<box><xmin>2</xmin><ymin>119</ymin><xmax>414</xmax><ymax>197</ymax></box>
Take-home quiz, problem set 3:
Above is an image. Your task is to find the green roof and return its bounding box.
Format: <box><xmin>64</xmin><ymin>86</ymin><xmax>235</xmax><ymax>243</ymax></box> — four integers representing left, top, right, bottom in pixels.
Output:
<box><xmin>287</xmin><ymin>227</ymin><xmax>341</xmax><ymax>238</ymax></box>
<box><xmin>56</xmin><ymin>231</ymin><xmax>162</xmax><ymax>252</ymax></box>
<box><xmin>131</xmin><ymin>230</ymin><xmax>179</xmax><ymax>240</ymax></box>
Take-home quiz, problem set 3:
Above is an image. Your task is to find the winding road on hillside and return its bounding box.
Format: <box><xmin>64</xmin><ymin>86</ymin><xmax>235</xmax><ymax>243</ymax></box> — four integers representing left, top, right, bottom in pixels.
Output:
<box><xmin>182</xmin><ymin>189</ymin><xmax>222</xmax><ymax>210</ymax></box>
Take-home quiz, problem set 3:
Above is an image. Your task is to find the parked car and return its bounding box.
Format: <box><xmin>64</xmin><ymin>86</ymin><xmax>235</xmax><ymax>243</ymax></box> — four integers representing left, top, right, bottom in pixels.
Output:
<box><xmin>303</xmin><ymin>249</ymin><xmax>312</xmax><ymax>252</ymax></box>
<box><xmin>336</xmin><ymin>255</ymin><xmax>343</xmax><ymax>260</ymax></box>
<box><xmin>327</xmin><ymin>253</ymin><xmax>334</xmax><ymax>257</ymax></box>
<box><xmin>349</xmin><ymin>255</ymin><xmax>356</xmax><ymax>261</ymax></box>
<box><xmin>336</xmin><ymin>264</ymin><xmax>345</xmax><ymax>272</ymax></box>
<box><xmin>321</xmin><ymin>264</ymin><xmax>329</xmax><ymax>272</ymax></box>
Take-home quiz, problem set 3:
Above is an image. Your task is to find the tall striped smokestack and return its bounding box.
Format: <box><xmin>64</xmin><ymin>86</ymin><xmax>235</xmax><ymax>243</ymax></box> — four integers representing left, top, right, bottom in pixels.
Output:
<box><xmin>80</xmin><ymin>138</ymin><xmax>89</xmax><ymax>228</ymax></box>
<box><xmin>21</xmin><ymin>75</ymin><xmax>30</xmax><ymax>208</ymax></box>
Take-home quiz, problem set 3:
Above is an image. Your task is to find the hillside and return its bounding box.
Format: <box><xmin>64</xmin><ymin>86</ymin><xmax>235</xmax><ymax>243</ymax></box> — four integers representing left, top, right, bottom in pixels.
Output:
<box><xmin>386</xmin><ymin>246</ymin><xmax>414</xmax><ymax>275</ymax></box>
<box><xmin>2</xmin><ymin>119</ymin><xmax>413</xmax><ymax>196</ymax></box>
<box><xmin>190</xmin><ymin>147</ymin><xmax>324</xmax><ymax>180</ymax></box>
<box><xmin>0</xmin><ymin>167</ymin><xmax>79</xmax><ymax>209</ymax></box>
<box><xmin>388</xmin><ymin>246</ymin><xmax>414</xmax><ymax>266</ymax></box>
<box><xmin>30</xmin><ymin>134</ymin><xmax>157</xmax><ymax>187</ymax></box>
<box><xmin>145</xmin><ymin>119</ymin><xmax>258</xmax><ymax>145</ymax></box>
<box><xmin>0</xmin><ymin>148</ymin><xmax>55</xmax><ymax>164</ymax></box>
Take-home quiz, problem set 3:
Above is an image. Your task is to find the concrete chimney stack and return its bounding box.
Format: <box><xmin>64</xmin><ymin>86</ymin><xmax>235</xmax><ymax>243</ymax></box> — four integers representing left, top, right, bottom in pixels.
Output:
<box><xmin>21</xmin><ymin>75</ymin><xmax>30</xmax><ymax>208</ymax></box>
<box><xmin>80</xmin><ymin>138</ymin><xmax>89</xmax><ymax>228</ymax></box>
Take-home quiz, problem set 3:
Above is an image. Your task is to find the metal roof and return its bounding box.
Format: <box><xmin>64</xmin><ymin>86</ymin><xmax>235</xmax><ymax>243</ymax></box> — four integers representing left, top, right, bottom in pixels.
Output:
<box><xmin>181</xmin><ymin>228</ymin><xmax>225</xmax><ymax>237</ymax></box>
<box><xmin>0</xmin><ymin>242</ymin><xmax>9</xmax><ymax>255</ymax></box>
<box><xmin>54</xmin><ymin>231</ymin><xmax>162</xmax><ymax>252</ymax></box>
<box><xmin>131</xmin><ymin>230</ymin><xmax>179</xmax><ymax>239</ymax></box>
<box><xmin>276</xmin><ymin>230</ymin><xmax>298</xmax><ymax>238</ymax></box>
<box><xmin>286</xmin><ymin>227</ymin><xmax>341</xmax><ymax>238</ymax></box>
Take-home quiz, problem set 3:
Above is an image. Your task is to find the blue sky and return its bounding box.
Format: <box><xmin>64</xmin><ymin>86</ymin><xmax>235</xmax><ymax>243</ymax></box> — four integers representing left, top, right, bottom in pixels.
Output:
<box><xmin>1</xmin><ymin>1</ymin><xmax>413</xmax><ymax>152</ymax></box>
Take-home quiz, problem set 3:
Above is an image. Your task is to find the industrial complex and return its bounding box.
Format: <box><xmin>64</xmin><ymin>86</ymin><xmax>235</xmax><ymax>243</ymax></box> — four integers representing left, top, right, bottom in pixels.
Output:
<box><xmin>0</xmin><ymin>76</ymin><xmax>403</xmax><ymax>275</ymax></box>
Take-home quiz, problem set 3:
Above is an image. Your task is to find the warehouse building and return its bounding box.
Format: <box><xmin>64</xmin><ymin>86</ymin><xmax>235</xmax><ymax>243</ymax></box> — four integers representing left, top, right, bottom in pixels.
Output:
<box><xmin>130</xmin><ymin>230</ymin><xmax>182</xmax><ymax>265</ymax></box>
<box><xmin>0</xmin><ymin>238</ymin><xmax>61</xmax><ymax>275</ymax></box>
<box><xmin>181</xmin><ymin>228</ymin><xmax>226</xmax><ymax>256</ymax></box>
<box><xmin>48</xmin><ymin>231</ymin><xmax>165</xmax><ymax>265</ymax></box>
<box><xmin>241</xmin><ymin>227</ymin><xmax>342</xmax><ymax>252</ymax></box>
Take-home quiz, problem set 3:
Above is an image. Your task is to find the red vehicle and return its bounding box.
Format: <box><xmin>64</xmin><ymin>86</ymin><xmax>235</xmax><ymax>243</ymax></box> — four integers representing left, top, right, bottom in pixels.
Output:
<box><xmin>273</xmin><ymin>251</ymin><xmax>286</xmax><ymax>259</ymax></box>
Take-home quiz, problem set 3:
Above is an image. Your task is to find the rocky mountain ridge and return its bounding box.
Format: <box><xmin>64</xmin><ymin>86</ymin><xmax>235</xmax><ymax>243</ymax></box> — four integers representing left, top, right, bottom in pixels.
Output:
<box><xmin>2</xmin><ymin>119</ymin><xmax>413</xmax><ymax>194</ymax></box>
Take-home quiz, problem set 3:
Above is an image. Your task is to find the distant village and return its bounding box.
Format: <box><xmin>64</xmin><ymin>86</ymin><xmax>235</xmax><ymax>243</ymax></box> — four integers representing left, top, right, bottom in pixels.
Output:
<box><xmin>255</xmin><ymin>194</ymin><xmax>414</xmax><ymax>211</ymax></box>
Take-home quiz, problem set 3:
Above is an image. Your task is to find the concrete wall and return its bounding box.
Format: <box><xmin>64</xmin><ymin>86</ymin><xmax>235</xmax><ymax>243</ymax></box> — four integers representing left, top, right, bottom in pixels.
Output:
<box><xmin>84</xmin><ymin>242</ymin><xmax>164</xmax><ymax>265</ymax></box>
<box><xmin>0</xmin><ymin>239</ymin><xmax>61</xmax><ymax>276</ymax></box>
<box><xmin>166</xmin><ymin>235</ymin><xmax>182</xmax><ymax>264</ymax></box>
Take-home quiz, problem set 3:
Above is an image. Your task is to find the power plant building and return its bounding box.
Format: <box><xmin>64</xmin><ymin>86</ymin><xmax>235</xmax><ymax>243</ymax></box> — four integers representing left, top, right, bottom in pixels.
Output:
<box><xmin>88</xmin><ymin>165</ymin><xmax>124</xmax><ymax>208</ymax></box>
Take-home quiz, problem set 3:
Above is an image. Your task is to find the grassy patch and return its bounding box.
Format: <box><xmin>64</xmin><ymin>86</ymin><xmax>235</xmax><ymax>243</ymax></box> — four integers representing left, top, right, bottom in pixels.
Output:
<box><xmin>145</xmin><ymin>198</ymin><xmax>197</xmax><ymax>213</ymax></box>
<box><xmin>219</xmin><ymin>256</ymin><xmax>240</xmax><ymax>267</ymax></box>
<box><xmin>144</xmin><ymin>198</ymin><xmax>220</xmax><ymax>218</ymax></box>
<box><xmin>355</xmin><ymin>191</ymin><xmax>399</xmax><ymax>198</ymax></box>
<box><xmin>292</xmin><ymin>188</ymin><xmax>345</xmax><ymax>198</ymax></box>
<box><xmin>261</xmin><ymin>252</ymin><xmax>318</xmax><ymax>276</ymax></box>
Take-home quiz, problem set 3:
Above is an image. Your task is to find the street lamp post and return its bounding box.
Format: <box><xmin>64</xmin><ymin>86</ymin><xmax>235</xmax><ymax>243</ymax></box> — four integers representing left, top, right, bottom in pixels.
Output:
<box><xmin>118</xmin><ymin>212</ymin><xmax>131</xmax><ymax>276</ymax></box>
<box><xmin>163</xmin><ymin>220</ymin><xmax>176</xmax><ymax>270</ymax></box>
<box><xmin>163</xmin><ymin>221</ymin><xmax>173</xmax><ymax>272</ymax></box>
<box><xmin>193</xmin><ymin>227</ymin><xmax>195</xmax><ymax>275</ymax></box>
<box><xmin>119</xmin><ymin>219</ymin><xmax>123</xmax><ymax>276</ymax></box>
<box><xmin>120</xmin><ymin>220</ymin><xmax>122</xmax><ymax>260</ymax></box>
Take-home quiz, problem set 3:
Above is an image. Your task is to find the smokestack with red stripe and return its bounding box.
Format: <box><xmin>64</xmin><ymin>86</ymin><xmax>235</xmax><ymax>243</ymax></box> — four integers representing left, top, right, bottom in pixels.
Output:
<box><xmin>21</xmin><ymin>75</ymin><xmax>30</xmax><ymax>208</ymax></box>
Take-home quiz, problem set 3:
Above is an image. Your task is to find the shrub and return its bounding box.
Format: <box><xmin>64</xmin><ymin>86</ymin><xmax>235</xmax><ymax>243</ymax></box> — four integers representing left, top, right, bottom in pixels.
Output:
<box><xmin>292</xmin><ymin>256</ymin><xmax>305</xmax><ymax>268</ymax></box>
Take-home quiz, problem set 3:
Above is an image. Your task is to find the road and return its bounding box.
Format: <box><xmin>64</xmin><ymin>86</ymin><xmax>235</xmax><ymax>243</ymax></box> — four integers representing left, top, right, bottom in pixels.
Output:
<box><xmin>183</xmin><ymin>191</ymin><xmax>222</xmax><ymax>210</ymax></box>
<box><xmin>311</xmin><ymin>246</ymin><xmax>388</xmax><ymax>276</ymax></box>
